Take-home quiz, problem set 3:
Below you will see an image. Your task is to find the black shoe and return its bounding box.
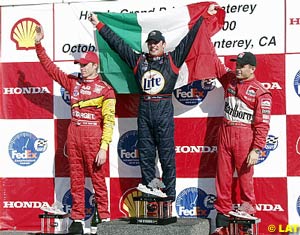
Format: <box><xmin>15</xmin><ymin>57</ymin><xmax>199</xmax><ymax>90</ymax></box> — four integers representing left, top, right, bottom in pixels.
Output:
<box><xmin>68</xmin><ymin>221</ymin><xmax>83</xmax><ymax>234</ymax></box>
<box><xmin>216</xmin><ymin>213</ymin><xmax>230</xmax><ymax>227</ymax></box>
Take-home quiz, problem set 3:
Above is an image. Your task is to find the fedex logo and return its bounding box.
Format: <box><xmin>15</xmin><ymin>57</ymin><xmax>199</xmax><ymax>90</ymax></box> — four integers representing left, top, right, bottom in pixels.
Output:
<box><xmin>175</xmin><ymin>88</ymin><xmax>205</xmax><ymax>98</ymax></box>
<box><xmin>11</xmin><ymin>150</ymin><xmax>37</xmax><ymax>159</ymax></box>
<box><xmin>174</xmin><ymin>80</ymin><xmax>215</xmax><ymax>106</ymax></box>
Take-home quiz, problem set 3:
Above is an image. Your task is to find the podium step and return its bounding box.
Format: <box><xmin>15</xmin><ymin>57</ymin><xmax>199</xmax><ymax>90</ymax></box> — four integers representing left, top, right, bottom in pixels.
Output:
<box><xmin>0</xmin><ymin>218</ymin><xmax>210</xmax><ymax>235</ymax></box>
<box><xmin>97</xmin><ymin>218</ymin><xmax>210</xmax><ymax>235</ymax></box>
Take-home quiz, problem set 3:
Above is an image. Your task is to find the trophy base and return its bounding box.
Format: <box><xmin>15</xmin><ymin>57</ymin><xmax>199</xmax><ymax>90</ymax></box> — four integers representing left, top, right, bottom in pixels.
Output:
<box><xmin>130</xmin><ymin>195</ymin><xmax>176</xmax><ymax>225</ymax></box>
<box><xmin>228</xmin><ymin>216</ymin><xmax>261</xmax><ymax>235</ymax></box>
<box><xmin>32</xmin><ymin>212</ymin><xmax>70</xmax><ymax>235</ymax></box>
<box><xmin>129</xmin><ymin>216</ymin><xmax>177</xmax><ymax>225</ymax></box>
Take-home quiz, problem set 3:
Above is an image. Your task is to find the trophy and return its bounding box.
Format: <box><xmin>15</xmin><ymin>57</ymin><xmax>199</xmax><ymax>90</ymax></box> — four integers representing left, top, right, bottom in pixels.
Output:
<box><xmin>37</xmin><ymin>202</ymin><xmax>69</xmax><ymax>234</ymax></box>
<box><xmin>130</xmin><ymin>178</ymin><xmax>177</xmax><ymax>225</ymax></box>
<box><xmin>228</xmin><ymin>202</ymin><xmax>261</xmax><ymax>235</ymax></box>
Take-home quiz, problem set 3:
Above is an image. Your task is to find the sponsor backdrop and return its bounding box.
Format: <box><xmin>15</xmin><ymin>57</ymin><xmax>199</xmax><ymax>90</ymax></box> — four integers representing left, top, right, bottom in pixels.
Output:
<box><xmin>0</xmin><ymin>0</ymin><xmax>299</xmax><ymax>234</ymax></box>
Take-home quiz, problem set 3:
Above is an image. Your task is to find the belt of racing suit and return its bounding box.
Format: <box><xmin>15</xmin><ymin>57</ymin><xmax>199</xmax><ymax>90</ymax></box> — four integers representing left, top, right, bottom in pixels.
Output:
<box><xmin>223</xmin><ymin>119</ymin><xmax>251</xmax><ymax>128</ymax></box>
<box><xmin>71</xmin><ymin>119</ymin><xmax>101</xmax><ymax>126</ymax></box>
<box><xmin>141</xmin><ymin>94</ymin><xmax>172</xmax><ymax>102</ymax></box>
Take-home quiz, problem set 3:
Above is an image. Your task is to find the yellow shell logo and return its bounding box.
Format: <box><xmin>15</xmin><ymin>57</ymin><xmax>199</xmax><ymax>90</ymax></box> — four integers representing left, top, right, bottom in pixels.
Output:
<box><xmin>119</xmin><ymin>188</ymin><xmax>145</xmax><ymax>217</ymax></box>
<box><xmin>11</xmin><ymin>18</ymin><xmax>40</xmax><ymax>50</ymax></box>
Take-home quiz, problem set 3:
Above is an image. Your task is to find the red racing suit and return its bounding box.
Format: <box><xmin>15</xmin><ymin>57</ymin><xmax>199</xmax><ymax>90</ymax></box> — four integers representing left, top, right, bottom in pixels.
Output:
<box><xmin>36</xmin><ymin>43</ymin><xmax>116</xmax><ymax>220</ymax></box>
<box><xmin>214</xmin><ymin>66</ymin><xmax>272</xmax><ymax>215</ymax></box>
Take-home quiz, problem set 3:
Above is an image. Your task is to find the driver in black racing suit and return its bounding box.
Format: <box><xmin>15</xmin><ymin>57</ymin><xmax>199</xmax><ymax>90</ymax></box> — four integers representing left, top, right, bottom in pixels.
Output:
<box><xmin>89</xmin><ymin>3</ymin><xmax>222</xmax><ymax>200</ymax></box>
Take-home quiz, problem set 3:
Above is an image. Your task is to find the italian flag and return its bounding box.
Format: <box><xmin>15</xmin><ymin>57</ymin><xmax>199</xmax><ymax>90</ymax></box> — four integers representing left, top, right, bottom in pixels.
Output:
<box><xmin>94</xmin><ymin>1</ymin><xmax>225</xmax><ymax>94</ymax></box>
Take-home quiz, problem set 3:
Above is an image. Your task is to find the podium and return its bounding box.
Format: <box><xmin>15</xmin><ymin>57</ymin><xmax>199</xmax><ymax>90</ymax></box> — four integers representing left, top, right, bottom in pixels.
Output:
<box><xmin>130</xmin><ymin>196</ymin><xmax>177</xmax><ymax>225</ymax></box>
<box><xmin>228</xmin><ymin>216</ymin><xmax>261</xmax><ymax>235</ymax></box>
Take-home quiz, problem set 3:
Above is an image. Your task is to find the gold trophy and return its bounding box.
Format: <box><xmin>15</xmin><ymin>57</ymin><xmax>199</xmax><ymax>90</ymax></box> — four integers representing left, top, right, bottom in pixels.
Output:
<box><xmin>130</xmin><ymin>178</ymin><xmax>177</xmax><ymax>225</ymax></box>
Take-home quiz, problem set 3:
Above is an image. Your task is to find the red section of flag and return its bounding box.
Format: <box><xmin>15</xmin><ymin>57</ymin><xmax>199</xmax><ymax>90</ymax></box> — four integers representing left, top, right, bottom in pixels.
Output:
<box><xmin>186</xmin><ymin>2</ymin><xmax>225</xmax><ymax>82</ymax></box>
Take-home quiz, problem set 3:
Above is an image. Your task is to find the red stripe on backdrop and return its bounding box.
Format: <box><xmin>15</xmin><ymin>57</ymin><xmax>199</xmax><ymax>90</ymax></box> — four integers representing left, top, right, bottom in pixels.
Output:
<box><xmin>174</xmin><ymin>117</ymin><xmax>222</xmax><ymax>178</ymax></box>
<box><xmin>0</xmin><ymin>62</ymin><xmax>54</xmax><ymax>119</ymax></box>
<box><xmin>253</xmin><ymin>178</ymin><xmax>288</xmax><ymax>235</ymax></box>
<box><xmin>0</xmin><ymin>178</ymin><xmax>55</xmax><ymax>231</ymax></box>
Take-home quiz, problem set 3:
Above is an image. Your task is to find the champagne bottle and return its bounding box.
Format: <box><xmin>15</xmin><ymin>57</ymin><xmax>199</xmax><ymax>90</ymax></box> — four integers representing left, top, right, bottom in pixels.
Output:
<box><xmin>90</xmin><ymin>202</ymin><xmax>101</xmax><ymax>234</ymax></box>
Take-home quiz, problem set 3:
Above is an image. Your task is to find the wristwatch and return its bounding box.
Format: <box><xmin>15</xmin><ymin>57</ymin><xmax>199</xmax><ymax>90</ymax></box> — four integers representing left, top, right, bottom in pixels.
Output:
<box><xmin>253</xmin><ymin>148</ymin><xmax>261</xmax><ymax>155</ymax></box>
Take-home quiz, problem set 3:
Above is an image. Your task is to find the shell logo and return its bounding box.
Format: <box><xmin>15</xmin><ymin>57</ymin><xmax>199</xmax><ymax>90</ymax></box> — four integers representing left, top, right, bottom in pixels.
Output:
<box><xmin>10</xmin><ymin>18</ymin><xmax>40</xmax><ymax>50</ymax></box>
<box><xmin>119</xmin><ymin>188</ymin><xmax>145</xmax><ymax>217</ymax></box>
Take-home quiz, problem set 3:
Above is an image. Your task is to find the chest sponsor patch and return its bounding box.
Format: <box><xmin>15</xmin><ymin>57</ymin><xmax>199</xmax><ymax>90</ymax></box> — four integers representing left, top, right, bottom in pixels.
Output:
<box><xmin>246</xmin><ymin>85</ymin><xmax>258</xmax><ymax>97</ymax></box>
<box><xmin>141</xmin><ymin>70</ymin><xmax>165</xmax><ymax>94</ymax></box>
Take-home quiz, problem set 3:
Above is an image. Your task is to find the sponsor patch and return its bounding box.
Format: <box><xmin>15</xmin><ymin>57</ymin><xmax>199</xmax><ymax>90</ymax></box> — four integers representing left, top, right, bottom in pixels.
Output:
<box><xmin>94</xmin><ymin>84</ymin><xmax>104</xmax><ymax>94</ymax></box>
<box><xmin>256</xmin><ymin>134</ymin><xmax>277</xmax><ymax>165</ymax></box>
<box><xmin>227</xmin><ymin>87</ymin><xmax>236</xmax><ymax>95</ymax></box>
<box><xmin>261</xmin><ymin>98</ymin><xmax>271</xmax><ymax>108</ymax></box>
<box><xmin>246</xmin><ymin>85</ymin><xmax>258</xmax><ymax>97</ymax></box>
<box><xmin>262</xmin><ymin>109</ymin><xmax>271</xmax><ymax>115</ymax></box>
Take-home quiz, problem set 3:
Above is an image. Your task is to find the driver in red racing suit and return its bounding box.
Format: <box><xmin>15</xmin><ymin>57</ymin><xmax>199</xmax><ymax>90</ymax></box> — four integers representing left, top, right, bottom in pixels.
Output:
<box><xmin>35</xmin><ymin>26</ymin><xmax>116</xmax><ymax>234</ymax></box>
<box><xmin>211</xmin><ymin>52</ymin><xmax>272</xmax><ymax>235</ymax></box>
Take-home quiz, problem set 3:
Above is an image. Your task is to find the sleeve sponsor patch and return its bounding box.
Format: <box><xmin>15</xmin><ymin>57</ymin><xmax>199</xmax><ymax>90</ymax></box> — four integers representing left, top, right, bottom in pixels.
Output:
<box><xmin>261</xmin><ymin>98</ymin><xmax>272</xmax><ymax>108</ymax></box>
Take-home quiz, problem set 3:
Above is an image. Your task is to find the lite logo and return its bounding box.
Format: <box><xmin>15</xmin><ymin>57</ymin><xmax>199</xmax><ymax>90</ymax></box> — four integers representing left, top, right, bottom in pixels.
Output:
<box><xmin>141</xmin><ymin>70</ymin><xmax>164</xmax><ymax>94</ymax></box>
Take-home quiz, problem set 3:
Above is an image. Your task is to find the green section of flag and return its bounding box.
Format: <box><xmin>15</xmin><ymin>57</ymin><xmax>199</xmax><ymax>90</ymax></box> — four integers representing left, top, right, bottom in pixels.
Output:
<box><xmin>95</xmin><ymin>12</ymin><xmax>142</xmax><ymax>94</ymax></box>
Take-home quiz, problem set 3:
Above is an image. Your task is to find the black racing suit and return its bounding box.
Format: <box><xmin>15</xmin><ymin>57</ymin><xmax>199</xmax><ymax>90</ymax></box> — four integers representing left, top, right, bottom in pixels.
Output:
<box><xmin>96</xmin><ymin>15</ymin><xmax>205</xmax><ymax>199</ymax></box>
